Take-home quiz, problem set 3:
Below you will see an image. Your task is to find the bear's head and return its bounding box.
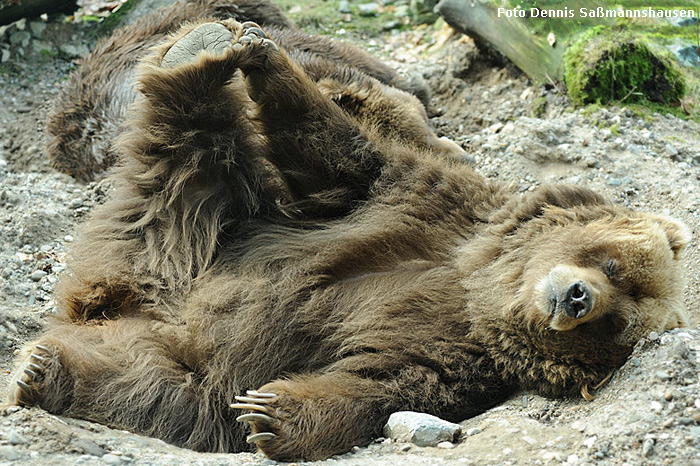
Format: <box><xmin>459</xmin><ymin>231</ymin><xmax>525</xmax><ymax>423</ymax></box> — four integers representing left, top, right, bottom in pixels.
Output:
<box><xmin>522</xmin><ymin>209</ymin><xmax>691</xmax><ymax>342</ymax></box>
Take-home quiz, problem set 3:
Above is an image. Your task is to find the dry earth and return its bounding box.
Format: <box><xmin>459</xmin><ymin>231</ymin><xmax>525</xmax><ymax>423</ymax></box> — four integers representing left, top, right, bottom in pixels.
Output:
<box><xmin>0</xmin><ymin>6</ymin><xmax>699</xmax><ymax>466</ymax></box>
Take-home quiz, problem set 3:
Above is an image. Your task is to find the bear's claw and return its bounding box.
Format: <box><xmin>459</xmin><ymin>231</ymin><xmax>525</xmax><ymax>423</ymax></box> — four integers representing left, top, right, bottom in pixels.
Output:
<box><xmin>246</xmin><ymin>390</ymin><xmax>277</xmax><ymax>398</ymax></box>
<box><xmin>230</xmin><ymin>402</ymin><xmax>270</xmax><ymax>413</ymax></box>
<box><xmin>246</xmin><ymin>432</ymin><xmax>277</xmax><ymax>444</ymax></box>
<box><xmin>232</xmin><ymin>390</ymin><xmax>279</xmax><ymax>446</ymax></box>
<box><xmin>236</xmin><ymin>413</ymin><xmax>274</xmax><ymax>423</ymax></box>
<box><xmin>14</xmin><ymin>344</ymin><xmax>52</xmax><ymax>406</ymax></box>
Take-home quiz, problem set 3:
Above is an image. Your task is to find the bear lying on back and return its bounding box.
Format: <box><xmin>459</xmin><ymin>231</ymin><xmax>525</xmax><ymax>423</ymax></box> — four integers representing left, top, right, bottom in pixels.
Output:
<box><xmin>8</xmin><ymin>17</ymin><xmax>690</xmax><ymax>462</ymax></box>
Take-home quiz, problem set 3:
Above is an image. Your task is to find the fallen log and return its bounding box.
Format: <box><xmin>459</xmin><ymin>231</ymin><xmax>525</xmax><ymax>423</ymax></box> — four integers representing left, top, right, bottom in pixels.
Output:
<box><xmin>0</xmin><ymin>0</ymin><xmax>77</xmax><ymax>25</ymax></box>
<box><xmin>435</xmin><ymin>0</ymin><xmax>564</xmax><ymax>82</ymax></box>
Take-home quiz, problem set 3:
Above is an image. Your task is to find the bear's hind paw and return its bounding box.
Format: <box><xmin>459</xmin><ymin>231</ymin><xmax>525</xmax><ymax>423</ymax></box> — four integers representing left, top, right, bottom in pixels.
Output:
<box><xmin>161</xmin><ymin>22</ymin><xmax>235</xmax><ymax>68</ymax></box>
<box><xmin>10</xmin><ymin>344</ymin><xmax>53</xmax><ymax>406</ymax></box>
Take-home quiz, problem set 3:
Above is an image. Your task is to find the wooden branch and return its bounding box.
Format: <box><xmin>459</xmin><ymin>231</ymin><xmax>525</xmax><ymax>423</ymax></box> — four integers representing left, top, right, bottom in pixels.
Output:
<box><xmin>0</xmin><ymin>0</ymin><xmax>77</xmax><ymax>25</ymax></box>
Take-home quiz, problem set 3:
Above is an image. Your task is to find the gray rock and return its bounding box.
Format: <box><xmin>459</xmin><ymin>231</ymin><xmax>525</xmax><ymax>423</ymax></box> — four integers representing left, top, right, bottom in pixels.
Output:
<box><xmin>466</xmin><ymin>427</ymin><xmax>483</xmax><ymax>436</ymax></box>
<box><xmin>8</xmin><ymin>429</ymin><xmax>27</xmax><ymax>445</ymax></box>
<box><xmin>357</xmin><ymin>3</ymin><xmax>380</xmax><ymax>16</ymax></box>
<box><xmin>642</xmin><ymin>438</ymin><xmax>654</xmax><ymax>457</ymax></box>
<box><xmin>648</xmin><ymin>331</ymin><xmax>660</xmax><ymax>341</ymax></box>
<box><xmin>102</xmin><ymin>453</ymin><xmax>124</xmax><ymax>465</ymax></box>
<box><xmin>59</xmin><ymin>43</ymin><xmax>89</xmax><ymax>58</ymax></box>
<box><xmin>30</xmin><ymin>270</ymin><xmax>47</xmax><ymax>281</ymax></box>
<box><xmin>0</xmin><ymin>446</ymin><xmax>20</xmax><ymax>461</ymax></box>
<box><xmin>29</xmin><ymin>21</ymin><xmax>46</xmax><ymax>39</ymax></box>
<box><xmin>338</xmin><ymin>0</ymin><xmax>351</xmax><ymax>14</ymax></box>
<box><xmin>32</xmin><ymin>40</ymin><xmax>53</xmax><ymax>54</ymax></box>
<box><xmin>665</xmin><ymin>143</ymin><xmax>678</xmax><ymax>157</ymax></box>
<box><xmin>607</xmin><ymin>178</ymin><xmax>622</xmax><ymax>186</ymax></box>
<box><xmin>71</xmin><ymin>438</ymin><xmax>107</xmax><ymax>457</ymax></box>
<box><xmin>654</xmin><ymin>370</ymin><xmax>671</xmax><ymax>381</ymax></box>
<box><xmin>671</xmin><ymin>340</ymin><xmax>689</xmax><ymax>359</ymax></box>
<box><xmin>9</xmin><ymin>30</ymin><xmax>31</xmax><ymax>48</ymax></box>
<box><xmin>1</xmin><ymin>267</ymin><xmax>11</xmax><ymax>278</ymax></box>
<box><xmin>383</xmin><ymin>411</ymin><xmax>462</xmax><ymax>447</ymax></box>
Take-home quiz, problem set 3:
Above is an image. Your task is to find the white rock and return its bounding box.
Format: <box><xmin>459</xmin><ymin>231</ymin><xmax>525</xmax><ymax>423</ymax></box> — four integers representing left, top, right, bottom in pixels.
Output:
<box><xmin>384</xmin><ymin>411</ymin><xmax>462</xmax><ymax>447</ymax></box>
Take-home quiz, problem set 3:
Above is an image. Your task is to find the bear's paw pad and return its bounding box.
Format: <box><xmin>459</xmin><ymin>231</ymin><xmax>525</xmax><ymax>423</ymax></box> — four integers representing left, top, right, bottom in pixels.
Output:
<box><xmin>162</xmin><ymin>22</ymin><xmax>234</xmax><ymax>68</ymax></box>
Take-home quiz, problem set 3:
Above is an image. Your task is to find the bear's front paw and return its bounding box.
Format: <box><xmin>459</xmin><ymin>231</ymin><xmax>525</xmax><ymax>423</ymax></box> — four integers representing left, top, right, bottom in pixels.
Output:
<box><xmin>231</xmin><ymin>390</ymin><xmax>279</xmax><ymax>442</ymax></box>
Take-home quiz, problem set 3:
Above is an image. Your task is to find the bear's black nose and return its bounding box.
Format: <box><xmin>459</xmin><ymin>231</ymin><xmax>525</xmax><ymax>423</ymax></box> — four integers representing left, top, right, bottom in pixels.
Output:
<box><xmin>563</xmin><ymin>281</ymin><xmax>592</xmax><ymax>319</ymax></box>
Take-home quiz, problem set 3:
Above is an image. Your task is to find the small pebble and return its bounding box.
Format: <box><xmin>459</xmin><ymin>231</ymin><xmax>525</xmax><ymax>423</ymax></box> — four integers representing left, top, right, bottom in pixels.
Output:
<box><xmin>399</xmin><ymin>443</ymin><xmax>411</xmax><ymax>452</ymax></box>
<box><xmin>437</xmin><ymin>441</ymin><xmax>454</xmax><ymax>449</ymax></box>
<box><xmin>466</xmin><ymin>428</ymin><xmax>483</xmax><ymax>436</ymax></box>
<box><xmin>655</xmin><ymin>370</ymin><xmax>671</xmax><ymax>381</ymax></box>
<box><xmin>0</xmin><ymin>446</ymin><xmax>19</xmax><ymax>461</ymax></box>
<box><xmin>648</xmin><ymin>331</ymin><xmax>660</xmax><ymax>341</ymax></box>
<box><xmin>664</xmin><ymin>391</ymin><xmax>674</xmax><ymax>401</ymax></box>
<box><xmin>665</xmin><ymin>143</ymin><xmax>678</xmax><ymax>157</ymax></box>
<box><xmin>693</xmin><ymin>412</ymin><xmax>700</xmax><ymax>423</ymax></box>
<box><xmin>8</xmin><ymin>429</ymin><xmax>27</xmax><ymax>445</ymax></box>
<box><xmin>671</xmin><ymin>340</ymin><xmax>689</xmax><ymax>359</ymax></box>
<box><xmin>30</xmin><ymin>270</ymin><xmax>47</xmax><ymax>282</ymax></box>
<box><xmin>583</xmin><ymin>436</ymin><xmax>597</xmax><ymax>448</ymax></box>
<box><xmin>102</xmin><ymin>454</ymin><xmax>123</xmax><ymax>465</ymax></box>
<box><xmin>642</xmin><ymin>438</ymin><xmax>654</xmax><ymax>457</ymax></box>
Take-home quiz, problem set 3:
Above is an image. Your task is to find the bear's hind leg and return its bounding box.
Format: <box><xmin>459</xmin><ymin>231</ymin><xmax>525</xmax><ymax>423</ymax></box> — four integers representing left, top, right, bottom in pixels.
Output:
<box><xmin>219</xmin><ymin>21</ymin><xmax>388</xmax><ymax>217</ymax></box>
<box><xmin>6</xmin><ymin>319</ymin><xmax>244</xmax><ymax>453</ymax></box>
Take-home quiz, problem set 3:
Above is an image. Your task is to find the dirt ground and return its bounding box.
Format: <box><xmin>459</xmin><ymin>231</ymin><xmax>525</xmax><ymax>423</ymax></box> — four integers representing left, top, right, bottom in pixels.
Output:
<box><xmin>0</xmin><ymin>3</ymin><xmax>699</xmax><ymax>466</ymax></box>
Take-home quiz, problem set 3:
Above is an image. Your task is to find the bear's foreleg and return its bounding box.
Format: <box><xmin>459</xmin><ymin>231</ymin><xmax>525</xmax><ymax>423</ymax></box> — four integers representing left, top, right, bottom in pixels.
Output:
<box><xmin>232</xmin><ymin>372</ymin><xmax>395</xmax><ymax>461</ymax></box>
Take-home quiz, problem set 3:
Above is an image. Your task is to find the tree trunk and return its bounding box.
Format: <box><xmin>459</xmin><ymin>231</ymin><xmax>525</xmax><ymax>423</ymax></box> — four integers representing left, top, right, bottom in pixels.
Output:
<box><xmin>435</xmin><ymin>0</ymin><xmax>564</xmax><ymax>82</ymax></box>
<box><xmin>0</xmin><ymin>0</ymin><xmax>77</xmax><ymax>25</ymax></box>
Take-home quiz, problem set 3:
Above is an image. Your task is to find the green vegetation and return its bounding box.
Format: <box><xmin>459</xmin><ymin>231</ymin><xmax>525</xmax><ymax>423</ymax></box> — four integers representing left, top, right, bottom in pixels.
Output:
<box><xmin>96</xmin><ymin>0</ymin><xmax>142</xmax><ymax>36</ymax></box>
<box><xmin>564</xmin><ymin>27</ymin><xmax>686</xmax><ymax>107</ymax></box>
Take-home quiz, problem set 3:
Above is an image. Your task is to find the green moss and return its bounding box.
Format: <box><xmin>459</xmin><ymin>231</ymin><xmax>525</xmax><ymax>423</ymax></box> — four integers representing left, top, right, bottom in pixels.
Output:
<box><xmin>564</xmin><ymin>27</ymin><xmax>686</xmax><ymax>106</ymax></box>
<box><xmin>96</xmin><ymin>0</ymin><xmax>142</xmax><ymax>36</ymax></box>
<box><xmin>531</xmin><ymin>96</ymin><xmax>548</xmax><ymax>117</ymax></box>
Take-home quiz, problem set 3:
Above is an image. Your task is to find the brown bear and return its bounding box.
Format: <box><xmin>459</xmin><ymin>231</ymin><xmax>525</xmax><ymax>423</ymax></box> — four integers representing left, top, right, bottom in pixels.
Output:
<box><xmin>46</xmin><ymin>0</ymin><xmax>455</xmax><ymax>181</ymax></box>
<box><xmin>8</xmin><ymin>19</ymin><xmax>690</xmax><ymax>462</ymax></box>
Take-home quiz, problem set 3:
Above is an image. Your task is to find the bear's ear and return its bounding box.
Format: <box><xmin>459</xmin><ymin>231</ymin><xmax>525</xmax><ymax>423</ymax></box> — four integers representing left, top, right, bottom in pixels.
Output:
<box><xmin>655</xmin><ymin>216</ymin><xmax>692</xmax><ymax>259</ymax></box>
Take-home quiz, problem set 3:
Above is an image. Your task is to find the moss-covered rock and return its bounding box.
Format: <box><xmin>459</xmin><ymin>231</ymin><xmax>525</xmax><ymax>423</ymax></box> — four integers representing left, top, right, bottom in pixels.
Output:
<box><xmin>564</xmin><ymin>27</ymin><xmax>686</xmax><ymax>106</ymax></box>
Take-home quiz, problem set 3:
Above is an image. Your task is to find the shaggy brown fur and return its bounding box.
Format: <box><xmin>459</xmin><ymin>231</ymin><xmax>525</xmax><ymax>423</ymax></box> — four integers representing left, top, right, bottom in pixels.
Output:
<box><xmin>9</xmin><ymin>19</ymin><xmax>690</xmax><ymax>462</ymax></box>
<box><xmin>46</xmin><ymin>0</ymin><xmax>443</xmax><ymax>181</ymax></box>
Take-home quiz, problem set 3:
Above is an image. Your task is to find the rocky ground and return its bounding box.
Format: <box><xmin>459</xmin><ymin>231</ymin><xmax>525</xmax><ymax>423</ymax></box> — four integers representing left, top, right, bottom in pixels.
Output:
<box><xmin>0</xmin><ymin>2</ymin><xmax>700</xmax><ymax>465</ymax></box>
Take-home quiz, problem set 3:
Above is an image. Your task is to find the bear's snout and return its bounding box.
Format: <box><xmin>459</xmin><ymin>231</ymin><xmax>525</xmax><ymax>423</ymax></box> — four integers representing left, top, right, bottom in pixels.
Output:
<box><xmin>563</xmin><ymin>281</ymin><xmax>592</xmax><ymax>319</ymax></box>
